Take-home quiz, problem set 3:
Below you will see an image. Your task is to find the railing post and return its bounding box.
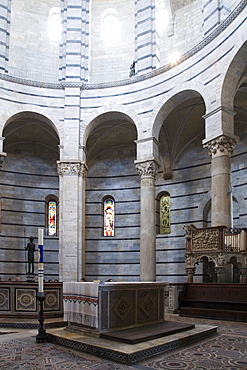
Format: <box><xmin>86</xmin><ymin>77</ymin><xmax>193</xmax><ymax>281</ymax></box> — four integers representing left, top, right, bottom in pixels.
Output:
<box><xmin>218</xmin><ymin>226</ymin><xmax>225</xmax><ymax>251</ymax></box>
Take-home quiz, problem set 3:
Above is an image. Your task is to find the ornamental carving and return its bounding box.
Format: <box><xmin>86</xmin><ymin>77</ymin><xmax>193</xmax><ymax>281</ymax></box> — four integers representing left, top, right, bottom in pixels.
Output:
<box><xmin>135</xmin><ymin>160</ymin><xmax>160</xmax><ymax>179</ymax></box>
<box><xmin>191</xmin><ymin>229</ymin><xmax>219</xmax><ymax>251</ymax></box>
<box><xmin>203</xmin><ymin>135</ymin><xmax>237</xmax><ymax>157</ymax></box>
<box><xmin>0</xmin><ymin>152</ymin><xmax>7</xmax><ymax>169</ymax></box>
<box><xmin>57</xmin><ymin>161</ymin><xmax>87</xmax><ymax>176</ymax></box>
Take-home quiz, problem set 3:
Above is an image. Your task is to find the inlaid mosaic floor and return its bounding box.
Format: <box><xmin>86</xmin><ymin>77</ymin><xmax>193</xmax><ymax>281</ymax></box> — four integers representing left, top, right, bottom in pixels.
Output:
<box><xmin>0</xmin><ymin>315</ymin><xmax>246</xmax><ymax>369</ymax></box>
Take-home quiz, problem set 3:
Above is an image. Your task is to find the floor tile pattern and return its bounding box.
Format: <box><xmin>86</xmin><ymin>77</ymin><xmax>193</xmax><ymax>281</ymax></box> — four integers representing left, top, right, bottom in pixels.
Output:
<box><xmin>0</xmin><ymin>315</ymin><xmax>246</xmax><ymax>369</ymax></box>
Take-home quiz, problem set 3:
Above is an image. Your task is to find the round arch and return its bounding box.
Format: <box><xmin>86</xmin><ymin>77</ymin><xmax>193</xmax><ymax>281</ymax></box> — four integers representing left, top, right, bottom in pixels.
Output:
<box><xmin>152</xmin><ymin>86</ymin><xmax>207</xmax><ymax>141</ymax></box>
<box><xmin>82</xmin><ymin>104</ymin><xmax>141</xmax><ymax>146</ymax></box>
<box><xmin>221</xmin><ymin>40</ymin><xmax>247</xmax><ymax>110</ymax></box>
<box><xmin>0</xmin><ymin>109</ymin><xmax>61</xmax><ymax>142</ymax></box>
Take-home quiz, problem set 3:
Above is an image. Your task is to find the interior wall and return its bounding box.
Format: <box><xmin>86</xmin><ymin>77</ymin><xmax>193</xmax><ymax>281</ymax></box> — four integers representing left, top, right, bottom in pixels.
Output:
<box><xmin>90</xmin><ymin>0</ymin><xmax>135</xmax><ymax>83</ymax></box>
<box><xmin>8</xmin><ymin>0</ymin><xmax>60</xmax><ymax>82</ymax></box>
<box><xmin>0</xmin><ymin>142</ymin><xmax>59</xmax><ymax>281</ymax></box>
<box><xmin>85</xmin><ymin>144</ymin><xmax>140</xmax><ymax>281</ymax></box>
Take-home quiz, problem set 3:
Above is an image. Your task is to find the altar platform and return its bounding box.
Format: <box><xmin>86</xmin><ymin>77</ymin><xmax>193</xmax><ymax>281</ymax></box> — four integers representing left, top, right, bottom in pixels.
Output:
<box><xmin>47</xmin><ymin>321</ymin><xmax>217</xmax><ymax>364</ymax></box>
<box><xmin>56</xmin><ymin>281</ymin><xmax>217</xmax><ymax>363</ymax></box>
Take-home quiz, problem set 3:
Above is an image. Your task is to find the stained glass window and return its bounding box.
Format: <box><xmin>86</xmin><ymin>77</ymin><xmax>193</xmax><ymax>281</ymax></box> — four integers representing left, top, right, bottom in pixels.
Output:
<box><xmin>160</xmin><ymin>194</ymin><xmax>170</xmax><ymax>234</ymax></box>
<box><xmin>48</xmin><ymin>200</ymin><xmax>57</xmax><ymax>236</ymax></box>
<box><xmin>104</xmin><ymin>198</ymin><xmax>114</xmax><ymax>236</ymax></box>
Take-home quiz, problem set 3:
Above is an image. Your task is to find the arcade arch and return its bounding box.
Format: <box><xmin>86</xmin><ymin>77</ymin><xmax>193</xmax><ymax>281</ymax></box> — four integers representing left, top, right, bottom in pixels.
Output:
<box><xmin>1</xmin><ymin>111</ymin><xmax>60</xmax><ymax>280</ymax></box>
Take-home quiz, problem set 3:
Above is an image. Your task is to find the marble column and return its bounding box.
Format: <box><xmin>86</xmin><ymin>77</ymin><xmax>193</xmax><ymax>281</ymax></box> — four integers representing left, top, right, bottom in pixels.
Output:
<box><xmin>203</xmin><ymin>135</ymin><xmax>237</xmax><ymax>228</ymax></box>
<box><xmin>215</xmin><ymin>267</ymin><xmax>225</xmax><ymax>283</ymax></box>
<box><xmin>57</xmin><ymin>161</ymin><xmax>86</xmax><ymax>282</ymax></box>
<box><xmin>136</xmin><ymin>160</ymin><xmax>159</xmax><ymax>282</ymax></box>
<box><xmin>186</xmin><ymin>267</ymin><xmax>195</xmax><ymax>283</ymax></box>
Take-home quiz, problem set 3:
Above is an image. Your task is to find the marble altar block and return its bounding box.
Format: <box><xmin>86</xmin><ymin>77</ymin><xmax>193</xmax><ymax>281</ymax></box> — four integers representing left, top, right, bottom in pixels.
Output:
<box><xmin>63</xmin><ymin>282</ymin><xmax>167</xmax><ymax>333</ymax></box>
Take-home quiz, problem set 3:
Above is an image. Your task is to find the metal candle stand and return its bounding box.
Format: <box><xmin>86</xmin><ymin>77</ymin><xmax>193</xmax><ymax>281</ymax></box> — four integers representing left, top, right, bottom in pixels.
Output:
<box><xmin>36</xmin><ymin>294</ymin><xmax>50</xmax><ymax>343</ymax></box>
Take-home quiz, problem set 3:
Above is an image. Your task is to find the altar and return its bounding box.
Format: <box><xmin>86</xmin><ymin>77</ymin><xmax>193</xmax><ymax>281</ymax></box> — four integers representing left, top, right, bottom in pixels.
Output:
<box><xmin>63</xmin><ymin>281</ymin><xmax>167</xmax><ymax>333</ymax></box>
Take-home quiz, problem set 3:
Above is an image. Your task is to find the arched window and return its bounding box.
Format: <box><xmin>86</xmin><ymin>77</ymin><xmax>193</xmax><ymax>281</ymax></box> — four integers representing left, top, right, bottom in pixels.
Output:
<box><xmin>103</xmin><ymin>197</ymin><xmax>115</xmax><ymax>236</ymax></box>
<box><xmin>101</xmin><ymin>8</ymin><xmax>120</xmax><ymax>45</ymax></box>
<box><xmin>46</xmin><ymin>195</ymin><xmax>58</xmax><ymax>236</ymax></box>
<box><xmin>48</xmin><ymin>7</ymin><xmax>62</xmax><ymax>41</ymax></box>
<box><xmin>159</xmin><ymin>192</ymin><xmax>171</xmax><ymax>234</ymax></box>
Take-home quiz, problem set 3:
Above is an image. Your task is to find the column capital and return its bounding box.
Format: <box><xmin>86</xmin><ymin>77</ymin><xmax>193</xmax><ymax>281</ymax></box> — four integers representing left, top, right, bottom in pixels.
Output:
<box><xmin>135</xmin><ymin>159</ymin><xmax>160</xmax><ymax>179</ymax></box>
<box><xmin>57</xmin><ymin>161</ymin><xmax>88</xmax><ymax>176</ymax></box>
<box><xmin>203</xmin><ymin>135</ymin><xmax>238</xmax><ymax>158</ymax></box>
<box><xmin>0</xmin><ymin>152</ymin><xmax>7</xmax><ymax>169</ymax></box>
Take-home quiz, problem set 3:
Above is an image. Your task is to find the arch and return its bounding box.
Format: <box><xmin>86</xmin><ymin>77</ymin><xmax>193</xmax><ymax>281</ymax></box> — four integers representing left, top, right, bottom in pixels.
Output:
<box><xmin>221</xmin><ymin>40</ymin><xmax>247</xmax><ymax>110</ymax></box>
<box><xmin>83</xmin><ymin>104</ymin><xmax>140</xmax><ymax>142</ymax></box>
<box><xmin>83</xmin><ymin>107</ymin><xmax>139</xmax><ymax>148</ymax></box>
<box><xmin>152</xmin><ymin>87</ymin><xmax>206</xmax><ymax>173</ymax></box>
<box><xmin>0</xmin><ymin>109</ymin><xmax>62</xmax><ymax>147</ymax></box>
<box><xmin>152</xmin><ymin>85</ymin><xmax>207</xmax><ymax>141</ymax></box>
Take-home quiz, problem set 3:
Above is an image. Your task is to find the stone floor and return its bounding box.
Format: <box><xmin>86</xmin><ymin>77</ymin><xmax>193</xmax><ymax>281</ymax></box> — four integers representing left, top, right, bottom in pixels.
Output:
<box><xmin>0</xmin><ymin>314</ymin><xmax>246</xmax><ymax>369</ymax></box>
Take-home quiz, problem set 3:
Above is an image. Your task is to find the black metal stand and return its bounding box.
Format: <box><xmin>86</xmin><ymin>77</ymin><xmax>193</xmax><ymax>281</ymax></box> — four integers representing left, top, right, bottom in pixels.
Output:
<box><xmin>36</xmin><ymin>294</ymin><xmax>50</xmax><ymax>343</ymax></box>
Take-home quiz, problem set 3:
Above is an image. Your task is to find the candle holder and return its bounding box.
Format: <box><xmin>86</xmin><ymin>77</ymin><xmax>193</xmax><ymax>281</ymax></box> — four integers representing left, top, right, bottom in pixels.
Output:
<box><xmin>36</xmin><ymin>294</ymin><xmax>50</xmax><ymax>343</ymax></box>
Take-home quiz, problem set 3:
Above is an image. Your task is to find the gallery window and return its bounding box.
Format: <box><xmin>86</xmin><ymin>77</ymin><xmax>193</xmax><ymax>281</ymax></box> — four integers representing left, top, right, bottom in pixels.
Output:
<box><xmin>103</xmin><ymin>197</ymin><xmax>115</xmax><ymax>236</ymax></box>
<box><xmin>46</xmin><ymin>195</ymin><xmax>58</xmax><ymax>236</ymax></box>
<box><xmin>101</xmin><ymin>8</ymin><xmax>120</xmax><ymax>45</ymax></box>
<box><xmin>159</xmin><ymin>192</ymin><xmax>171</xmax><ymax>234</ymax></box>
<box><xmin>48</xmin><ymin>7</ymin><xmax>62</xmax><ymax>41</ymax></box>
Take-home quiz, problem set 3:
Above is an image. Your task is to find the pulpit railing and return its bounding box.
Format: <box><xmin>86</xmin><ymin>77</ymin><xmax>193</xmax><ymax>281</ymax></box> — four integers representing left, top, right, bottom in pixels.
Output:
<box><xmin>184</xmin><ymin>225</ymin><xmax>247</xmax><ymax>253</ymax></box>
<box><xmin>223</xmin><ymin>228</ymin><xmax>247</xmax><ymax>252</ymax></box>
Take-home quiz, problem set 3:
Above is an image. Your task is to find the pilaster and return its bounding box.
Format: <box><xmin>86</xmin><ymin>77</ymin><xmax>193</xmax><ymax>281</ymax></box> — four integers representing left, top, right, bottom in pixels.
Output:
<box><xmin>202</xmin><ymin>0</ymin><xmax>231</xmax><ymax>37</ymax></box>
<box><xmin>60</xmin><ymin>0</ymin><xmax>91</xmax><ymax>82</ymax></box>
<box><xmin>134</xmin><ymin>0</ymin><xmax>160</xmax><ymax>75</ymax></box>
<box><xmin>0</xmin><ymin>0</ymin><xmax>11</xmax><ymax>73</ymax></box>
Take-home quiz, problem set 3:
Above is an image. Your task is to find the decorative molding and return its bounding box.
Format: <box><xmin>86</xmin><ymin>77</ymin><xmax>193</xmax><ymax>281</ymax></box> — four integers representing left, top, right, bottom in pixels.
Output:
<box><xmin>57</xmin><ymin>161</ymin><xmax>87</xmax><ymax>176</ymax></box>
<box><xmin>203</xmin><ymin>135</ymin><xmax>238</xmax><ymax>157</ymax></box>
<box><xmin>0</xmin><ymin>152</ymin><xmax>7</xmax><ymax>169</ymax></box>
<box><xmin>60</xmin><ymin>82</ymin><xmax>84</xmax><ymax>89</ymax></box>
<box><xmin>135</xmin><ymin>160</ymin><xmax>160</xmax><ymax>179</ymax></box>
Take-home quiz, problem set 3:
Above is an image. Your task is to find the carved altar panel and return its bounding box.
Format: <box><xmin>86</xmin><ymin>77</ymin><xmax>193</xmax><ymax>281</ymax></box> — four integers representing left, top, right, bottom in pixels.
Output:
<box><xmin>44</xmin><ymin>289</ymin><xmax>60</xmax><ymax>311</ymax></box>
<box><xmin>15</xmin><ymin>288</ymin><xmax>37</xmax><ymax>312</ymax></box>
<box><xmin>98</xmin><ymin>282</ymin><xmax>167</xmax><ymax>332</ymax></box>
<box><xmin>110</xmin><ymin>289</ymin><xmax>136</xmax><ymax>329</ymax></box>
<box><xmin>0</xmin><ymin>288</ymin><xmax>10</xmax><ymax>311</ymax></box>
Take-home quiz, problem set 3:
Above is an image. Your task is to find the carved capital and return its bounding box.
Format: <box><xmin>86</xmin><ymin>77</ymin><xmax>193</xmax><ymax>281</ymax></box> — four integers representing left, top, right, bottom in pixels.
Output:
<box><xmin>57</xmin><ymin>161</ymin><xmax>87</xmax><ymax>176</ymax></box>
<box><xmin>0</xmin><ymin>152</ymin><xmax>7</xmax><ymax>169</ymax></box>
<box><xmin>135</xmin><ymin>160</ymin><xmax>160</xmax><ymax>179</ymax></box>
<box><xmin>79</xmin><ymin>162</ymin><xmax>88</xmax><ymax>178</ymax></box>
<box><xmin>203</xmin><ymin>135</ymin><xmax>237</xmax><ymax>157</ymax></box>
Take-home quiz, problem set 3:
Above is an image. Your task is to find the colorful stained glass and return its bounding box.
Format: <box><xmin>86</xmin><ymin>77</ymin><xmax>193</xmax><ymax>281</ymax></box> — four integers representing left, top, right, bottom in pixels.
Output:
<box><xmin>160</xmin><ymin>194</ymin><xmax>170</xmax><ymax>234</ymax></box>
<box><xmin>48</xmin><ymin>200</ymin><xmax>57</xmax><ymax>236</ymax></box>
<box><xmin>104</xmin><ymin>198</ymin><xmax>114</xmax><ymax>236</ymax></box>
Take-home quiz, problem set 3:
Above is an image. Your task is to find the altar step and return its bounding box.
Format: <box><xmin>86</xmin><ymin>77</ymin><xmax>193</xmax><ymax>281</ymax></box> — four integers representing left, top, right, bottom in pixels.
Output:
<box><xmin>100</xmin><ymin>321</ymin><xmax>195</xmax><ymax>344</ymax></box>
<box><xmin>47</xmin><ymin>322</ymin><xmax>217</xmax><ymax>364</ymax></box>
